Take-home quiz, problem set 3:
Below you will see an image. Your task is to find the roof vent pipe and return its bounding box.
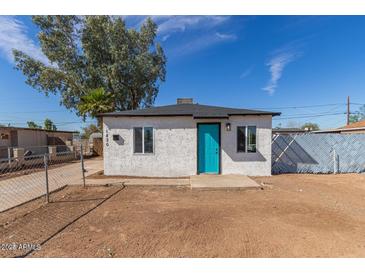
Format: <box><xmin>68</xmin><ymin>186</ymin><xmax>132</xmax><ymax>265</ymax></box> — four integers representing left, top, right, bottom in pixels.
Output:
<box><xmin>177</xmin><ymin>98</ymin><xmax>193</xmax><ymax>104</ymax></box>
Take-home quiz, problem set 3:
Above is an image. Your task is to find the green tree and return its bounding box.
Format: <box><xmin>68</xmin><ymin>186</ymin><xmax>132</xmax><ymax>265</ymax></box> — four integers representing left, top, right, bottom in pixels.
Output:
<box><xmin>44</xmin><ymin>118</ymin><xmax>57</xmax><ymax>131</ymax></box>
<box><xmin>80</xmin><ymin>124</ymin><xmax>100</xmax><ymax>139</ymax></box>
<box><xmin>13</xmin><ymin>16</ymin><xmax>166</xmax><ymax>116</ymax></box>
<box><xmin>349</xmin><ymin>105</ymin><xmax>365</xmax><ymax>123</ymax></box>
<box><xmin>78</xmin><ymin>88</ymin><xmax>114</xmax><ymax>124</ymax></box>
<box><xmin>27</xmin><ymin>121</ymin><xmax>41</xmax><ymax>129</ymax></box>
<box><xmin>301</xmin><ymin>122</ymin><xmax>320</xmax><ymax>131</ymax></box>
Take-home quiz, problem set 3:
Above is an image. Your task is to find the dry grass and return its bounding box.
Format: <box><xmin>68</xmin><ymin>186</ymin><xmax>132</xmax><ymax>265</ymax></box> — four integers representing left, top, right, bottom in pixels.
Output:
<box><xmin>1</xmin><ymin>173</ymin><xmax>365</xmax><ymax>257</ymax></box>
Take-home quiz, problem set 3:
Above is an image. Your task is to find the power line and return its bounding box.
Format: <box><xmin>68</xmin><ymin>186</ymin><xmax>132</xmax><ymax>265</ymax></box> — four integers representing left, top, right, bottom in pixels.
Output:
<box><xmin>0</xmin><ymin>121</ymin><xmax>94</xmax><ymax>126</ymax></box>
<box><xmin>2</xmin><ymin>114</ymin><xmax>345</xmax><ymax>124</ymax></box>
<box><xmin>0</xmin><ymin>110</ymin><xmax>69</xmax><ymax>114</ymax></box>
<box><xmin>252</xmin><ymin>102</ymin><xmax>365</xmax><ymax>110</ymax></box>
<box><xmin>273</xmin><ymin>112</ymin><xmax>345</xmax><ymax>120</ymax></box>
<box><xmin>1</xmin><ymin>102</ymin><xmax>364</xmax><ymax>114</ymax></box>
<box><xmin>0</xmin><ymin>102</ymin><xmax>363</xmax><ymax>115</ymax></box>
<box><xmin>276</xmin><ymin>109</ymin><xmax>348</xmax><ymax>118</ymax></box>
<box><xmin>1</xmin><ymin>99</ymin><xmax>362</xmax><ymax>125</ymax></box>
<box><xmin>252</xmin><ymin>103</ymin><xmax>345</xmax><ymax>110</ymax></box>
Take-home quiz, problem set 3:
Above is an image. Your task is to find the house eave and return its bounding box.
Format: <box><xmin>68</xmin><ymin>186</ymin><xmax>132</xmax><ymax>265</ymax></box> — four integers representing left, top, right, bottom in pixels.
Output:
<box><xmin>98</xmin><ymin>114</ymin><xmax>193</xmax><ymax>118</ymax></box>
<box><xmin>193</xmin><ymin>116</ymin><xmax>229</xmax><ymax>119</ymax></box>
<box><xmin>99</xmin><ymin>113</ymin><xmax>281</xmax><ymax>118</ymax></box>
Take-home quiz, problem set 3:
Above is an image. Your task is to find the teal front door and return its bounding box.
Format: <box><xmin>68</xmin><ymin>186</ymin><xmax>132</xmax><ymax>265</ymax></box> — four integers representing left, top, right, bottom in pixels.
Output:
<box><xmin>198</xmin><ymin>124</ymin><xmax>220</xmax><ymax>174</ymax></box>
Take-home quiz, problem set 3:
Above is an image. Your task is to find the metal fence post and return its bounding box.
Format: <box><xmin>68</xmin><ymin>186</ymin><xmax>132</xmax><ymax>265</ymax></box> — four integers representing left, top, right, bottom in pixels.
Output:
<box><xmin>74</xmin><ymin>145</ymin><xmax>77</xmax><ymax>159</ymax></box>
<box><xmin>44</xmin><ymin>154</ymin><xmax>50</xmax><ymax>203</ymax></box>
<box><xmin>7</xmin><ymin>147</ymin><xmax>11</xmax><ymax>166</ymax></box>
<box><xmin>80</xmin><ymin>144</ymin><xmax>86</xmax><ymax>187</ymax></box>
<box><xmin>333</xmin><ymin>149</ymin><xmax>337</xmax><ymax>174</ymax></box>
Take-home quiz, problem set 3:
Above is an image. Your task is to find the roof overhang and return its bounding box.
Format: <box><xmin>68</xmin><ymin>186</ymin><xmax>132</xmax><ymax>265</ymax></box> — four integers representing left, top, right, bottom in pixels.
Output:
<box><xmin>98</xmin><ymin>113</ymin><xmax>281</xmax><ymax>118</ymax></box>
<box><xmin>228</xmin><ymin>112</ymin><xmax>281</xmax><ymax>117</ymax></box>
<box><xmin>193</xmin><ymin>116</ymin><xmax>229</xmax><ymax>119</ymax></box>
<box><xmin>98</xmin><ymin>114</ymin><xmax>193</xmax><ymax>117</ymax></box>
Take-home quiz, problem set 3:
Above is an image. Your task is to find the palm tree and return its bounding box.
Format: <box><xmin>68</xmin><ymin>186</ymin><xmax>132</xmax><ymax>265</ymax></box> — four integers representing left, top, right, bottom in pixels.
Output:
<box><xmin>78</xmin><ymin>88</ymin><xmax>115</xmax><ymax>127</ymax></box>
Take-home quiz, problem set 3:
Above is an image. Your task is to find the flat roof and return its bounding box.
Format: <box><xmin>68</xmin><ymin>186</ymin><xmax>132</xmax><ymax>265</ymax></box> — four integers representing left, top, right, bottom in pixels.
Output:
<box><xmin>272</xmin><ymin>128</ymin><xmax>306</xmax><ymax>132</ymax></box>
<box><xmin>98</xmin><ymin>103</ymin><xmax>281</xmax><ymax>118</ymax></box>
<box><xmin>312</xmin><ymin>120</ymin><xmax>365</xmax><ymax>133</ymax></box>
<box><xmin>0</xmin><ymin>126</ymin><xmax>77</xmax><ymax>134</ymax></box>
<box><xmin>313</xmin><ymin>127</ymin><xmax>365</xmax><ymax>133</ymax></box>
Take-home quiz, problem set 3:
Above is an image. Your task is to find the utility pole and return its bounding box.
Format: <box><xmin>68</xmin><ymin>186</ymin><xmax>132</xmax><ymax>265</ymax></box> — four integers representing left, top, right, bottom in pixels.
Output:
<box><xmin>347</xmin><ymin>96</ymin><xmax>350</xmax><ymax>125</ymax></box>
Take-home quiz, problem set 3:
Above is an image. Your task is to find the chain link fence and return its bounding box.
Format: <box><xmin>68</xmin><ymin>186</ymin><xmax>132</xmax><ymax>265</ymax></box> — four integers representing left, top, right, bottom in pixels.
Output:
<box><xmin>272</xmin><ymin>133</ymin><xmax>365</xmax><ymax>174</ymax></box>
<box><xmin>0</xmin><ymin>144</ymin><xmax>96</xmax><ymax>257</ymax></box>
<box><xmin>0</xmin><ymin>145</ymin><xmax>85</xmax><ymax>212</ymax></box>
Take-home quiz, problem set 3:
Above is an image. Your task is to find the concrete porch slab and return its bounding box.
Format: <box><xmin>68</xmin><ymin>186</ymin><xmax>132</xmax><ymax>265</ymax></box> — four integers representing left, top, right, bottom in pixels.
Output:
<box><xmin>123</xmin><ymin>178</ymin><xmax>190</xmax><ymax>186</ymax></box>
<box><xmin>86</xmin><ymin>177</ymin><xmax>190</xmax><ymax>187</ymax></box>
<box><xmin>190</xmin><ymin>174</ymin><xmax>261</xmax><ymax>189</ymax></box>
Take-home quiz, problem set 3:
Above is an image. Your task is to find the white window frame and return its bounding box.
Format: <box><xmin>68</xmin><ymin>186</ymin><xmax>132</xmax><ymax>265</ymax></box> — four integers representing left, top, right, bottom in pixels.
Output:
<box><xmin>133</xmin><ymin>126</ymin><xmax>154</xmax><ymax>155</ymax></box>
<box><xmin>246</xmin><ymin>125</ymin><xmax>257</xmax><ymax>153</ymax></box>
<box><xmin>237</xmin><ymin>125</ymin><xmax>257</xmax><ymax>153</ymax></box>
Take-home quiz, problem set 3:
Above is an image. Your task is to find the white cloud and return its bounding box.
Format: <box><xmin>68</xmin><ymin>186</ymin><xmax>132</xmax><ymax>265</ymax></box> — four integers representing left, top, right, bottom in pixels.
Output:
<box><xmin>157</xmin><ymin>16</ymin><xmax>229</xmax><ymax>35</ymax></box>
<box><xmin>171</xmin><ymin>31</ymin><xmax>237</xmax><ymax>56</ymax></box>
<box><xmin>0</xmin><ymin>16</ymin><xmax>49</xmax><ymax>65</ymax></box>
<box><xmin>161</xmin><ymin>34</ymin><xmax>170</xmax><ymax>42</ymax></box>
<box><xmin>125</xmin><ymin>16</ymin><xmax>230</xmax><ymax>35</ymax></box>
<box><xmin>215</xmin><ymin>32</ymin><xmax>236</xmax><ymax>40</ymax></box>
<box><xmin>262</xmin><ymin>47</ymin><xmax>301</xmax><ymax>95</ymax></box>
<box><xmin>240</xmin><ymin>66</ymin><xmax>253</xmax><ymax>79</ymax></box>
<box><xmin>122</xmin><ymin>16</ymin><xmax>236</xmax><ymax>56</ymax></box>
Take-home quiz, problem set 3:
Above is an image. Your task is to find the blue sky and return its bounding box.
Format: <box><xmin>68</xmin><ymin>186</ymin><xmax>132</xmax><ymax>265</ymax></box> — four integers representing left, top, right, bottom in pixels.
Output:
<box><xmin>0</xmin><ymin>15</ymin><xmax>365</xmax><ymax>131</ymax></box>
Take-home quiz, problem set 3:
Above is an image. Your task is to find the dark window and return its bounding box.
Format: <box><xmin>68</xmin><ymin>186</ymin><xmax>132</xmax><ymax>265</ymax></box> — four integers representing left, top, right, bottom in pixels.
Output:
<box><xmin>134</xmin><ymin>127</ymin><xmax>153</xmax><ymax>154</ymax></box>
<box><xmin>144</xmin><ymin>127</ymin><xmax>154</xmax><ymax>153</ymax></box>
<box><xmin>237</xmin><ymin>126</ymin><xmax>246</xmax><ymax>153</ymax></box>
<box><xmin>247</xmin><ymin>126</ymin><xmax>257</xmax><ymax>153</ymax></box>
<box><xmin>133</xmin><ymin>127</ymin><xmax>143</xmax><ymax>153</ymax></box>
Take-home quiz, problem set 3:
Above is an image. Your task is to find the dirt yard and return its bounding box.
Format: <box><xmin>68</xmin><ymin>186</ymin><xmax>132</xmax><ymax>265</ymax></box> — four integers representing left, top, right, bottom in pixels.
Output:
<box><xmin>1</xmin><ymin>173</ymin><xmax>365</xmax><ymax>258</ymax></box>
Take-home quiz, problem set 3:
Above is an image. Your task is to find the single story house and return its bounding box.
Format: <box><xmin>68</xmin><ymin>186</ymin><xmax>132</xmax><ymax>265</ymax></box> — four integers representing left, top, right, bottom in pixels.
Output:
<box><xmin>313</xmin><ymin>119</ymin><xmax>365</xmax><ymax>134</ymax></box>
<box><xmin>0</xmin><ymin>126</ymin><xmax>76</xmax><ymax>158</ymax></box>
<box><xmin>99</xmin><ymin>98</ymin><xmax>280</xmax><ymax>177</ymax></box>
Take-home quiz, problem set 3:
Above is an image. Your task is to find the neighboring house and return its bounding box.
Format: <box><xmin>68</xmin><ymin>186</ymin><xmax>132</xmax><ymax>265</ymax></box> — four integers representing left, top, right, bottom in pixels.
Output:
<box><xmin>0</xmin><ymin>126</ymin><xmax>76</xmax><ymax>158</ymax></box>
<box><xmin>99</xmin><ymin>98</ymin><xmax>280</xmax><ymax>177</ymax></box>
<box><xmin>313</xmin><ymin>120</ymin><xmax>365</xmax><ymax>134</ymax></box>
<box><xmin>89</xmin><ymin>132</ymin><xmax>103</xmax><ymax>156</ymax></box>
<box><xmin>272</xmin><ymin>128</ymin><xmax>306</xmax><ymax>135</ymax></box>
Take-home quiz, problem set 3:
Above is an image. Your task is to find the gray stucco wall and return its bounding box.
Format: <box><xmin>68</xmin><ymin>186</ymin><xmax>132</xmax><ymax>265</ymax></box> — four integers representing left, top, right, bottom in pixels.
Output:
<box><xmin>103</xmin><ymin>115</ymin><xmax>272</xmax><ymax>177</ymax></box>
<box><xmin>103</xmin><ymin>116</ymin><xmax>196</xmax><ymax>177</ymax></box>
<box><xmin>219</xmin><ymin>116</ymin><xmax>272</xmax><ymax>176</ymax></box>
<box><xmin>17</xmin><ymin>129</ymin><xmax>48</xmax><ymax>148</ymax></box>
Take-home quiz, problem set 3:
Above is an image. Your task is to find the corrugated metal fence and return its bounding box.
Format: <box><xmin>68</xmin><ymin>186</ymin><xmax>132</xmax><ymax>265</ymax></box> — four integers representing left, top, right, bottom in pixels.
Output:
<box><xmin>272</xmin><ymin>133</ymin><xmax>365</xmax><ymax>174</ymax></box>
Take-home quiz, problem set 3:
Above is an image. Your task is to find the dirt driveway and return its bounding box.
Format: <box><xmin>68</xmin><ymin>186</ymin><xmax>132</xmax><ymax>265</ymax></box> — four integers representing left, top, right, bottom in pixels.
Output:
<box><xmin>1</xmin><ymin>173</ymin><xmax>365</xmax><ymax>257</ymax></box>
<box><xmin>0</xmin><ymin>157</ymin><xmax>103</xmax><ymax>212</ymax></box>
